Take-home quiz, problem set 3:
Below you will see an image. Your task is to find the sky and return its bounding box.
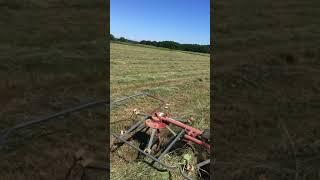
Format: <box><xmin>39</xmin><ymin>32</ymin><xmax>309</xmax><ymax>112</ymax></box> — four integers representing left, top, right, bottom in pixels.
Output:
<box><xmin>110</xmin><ymin>0</ymin><xmax>210</xmax><ymax>45</ymax></box>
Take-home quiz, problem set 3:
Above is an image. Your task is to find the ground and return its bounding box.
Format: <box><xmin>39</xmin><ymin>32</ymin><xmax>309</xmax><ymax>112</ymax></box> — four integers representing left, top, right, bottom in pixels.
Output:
<box><xmin>0</xmin><ymin>1</ymin><xmax>106</xmax><ymax>179</ymax></box>
<box><xmin>110</xmin><ymin>42</ymin><xmax>210</xmax><ymax>179</ymax></box>
<box><xmin>214</xmin><ymin>0</ymin><xmax>320</xmax><ymax>179</ymax></box>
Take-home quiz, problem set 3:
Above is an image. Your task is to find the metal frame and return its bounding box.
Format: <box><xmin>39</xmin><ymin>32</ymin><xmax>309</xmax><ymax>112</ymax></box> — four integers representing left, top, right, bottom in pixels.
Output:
<box><xmin>111</xmin><ymin>132</ymin><xmax>194</xmax><ymax>180</ymax></box>
<box><xmin>111</xmin><ymin>100</ymin><xmax>211</xmax><ymax>180</ymax></box>
<box><xmin>1</xmin><ymin>92</ymin><xmax>211</xmax><ymax>179</ymax></box>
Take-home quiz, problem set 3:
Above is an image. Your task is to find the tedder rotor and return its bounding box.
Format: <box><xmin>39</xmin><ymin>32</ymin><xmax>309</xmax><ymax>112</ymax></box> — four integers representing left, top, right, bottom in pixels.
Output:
<box><xmin>110</xmin><ymin>92</ymin><xmax>210</xmax><ymax>180</ymax></box>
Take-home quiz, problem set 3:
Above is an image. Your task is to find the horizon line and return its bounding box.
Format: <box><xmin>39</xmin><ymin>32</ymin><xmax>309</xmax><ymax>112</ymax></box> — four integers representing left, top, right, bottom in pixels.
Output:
<box><xmin>110</xmin><ymin>34</ymin><xmax>210</xmax><ymax>46</ymax></box>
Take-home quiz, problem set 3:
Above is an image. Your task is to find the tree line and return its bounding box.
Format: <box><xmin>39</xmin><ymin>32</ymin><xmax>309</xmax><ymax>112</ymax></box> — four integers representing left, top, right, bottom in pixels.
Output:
<box><xmin>110</xmin><ymin>34</ymin><xmax>209</xmax><ymax>54</ymax></box>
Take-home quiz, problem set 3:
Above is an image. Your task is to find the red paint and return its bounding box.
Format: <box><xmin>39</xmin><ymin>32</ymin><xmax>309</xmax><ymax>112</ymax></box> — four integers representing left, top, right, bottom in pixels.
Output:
<box><xmin>164</xmin><ymin>118</ymin><xmax>203</xmax><ymax>136</ymax></box>
<box><xmin>144</xmin><ymin>112</ymin><xmax>210</xmax><ymax>150</ymax></box>
<box><xmin>145</xmin><ymin>119</ymin><xmax>167</xmax><ymax>129</ymax></box>
<box><xmin>184</xmin><ymin>134</ymin><xmax>210</xmax><ymax>150</ymax></box>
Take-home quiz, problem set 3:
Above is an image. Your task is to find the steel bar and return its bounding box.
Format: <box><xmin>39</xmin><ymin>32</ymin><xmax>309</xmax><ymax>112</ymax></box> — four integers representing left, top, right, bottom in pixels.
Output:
<box><xmin>136</xmin><ymin>113</ymin><xmax>150</xmax><ymax>119</ymax></box>
<box><xmin>197</xmin><ymin>168</ymin><xmax>210</xmax><ymax>178</ymax></box>
<box><xmin>165</xmin><ymin>118</ymin><xmax>203</xmax><ymax>135</ymax></box>
<box><xmin>145</xmin><ymin>128</ymin><xmax>156</xmax><ymax>153</ymax></box>
<box><xmin>183</xmin><ymin>134</ymin><xmax>210</xmax><ymax>150</ymax></box>
<box><xmin>116</xmin><ymin>123</ymin><xmax>146</xmax><ymax>143</ymax></box>
<box><xmin>110</xmin><ymin>92</ymin><xmax>146</xmax><ymax>108</ymax></box>
<box><xmin>111</xmin><ymin>132</ymin><xmax>192</xmax><ymax>180</ymax></box>
<box><xmin>112</xmin><ymin>120</ymin><xmax>147</xmax><ymax>146</ymax></box>
<box><xmin>157</xmin><ymin>130</ymin><xmax>185</xmax><ymax>160</ymax></box>
<box><xmin>143</xmin><ymin>93</ymin><xmax>165</xmax><ymax>103</ymax></box>
<box><xmin>109</xmin><ymin>114</ymin><xmax>148</xmax><ymax>125</ymax></box>
<box><xmin>165</xmin><ymin>126</ymin><xmax>177</xmax><ymax>136</ymax></box>
<box><xmin>1</xmin><ymin>100</ymin><xmax>106</xmax><ymax>144</ymax></box>
<box><xmin>124</xmin><ymin>119</ymin><xmax>145</xmax><ymax>134</ymax></box>
<box><xmin>143</xmin><ymin>93</ymin><xmax>167</xmax><ymax>113</ymax></box>
<box><xmin>196</xmin><ymin>159</ymin><xmax>210</xmax><ymax>169</ymax></box>
<box><xmin>170</xmin><ymin>117</ymin><xmax>190</xmax><ymax>123</ymax></box>
<box><xmin>1</xmin><ymin>92</ymin><xmax>149</xmax><ymax>145</ymax></box>
<box><xmin>111</xmin><ymin>132</ymin><xmax>175</xmax><ymax>169</ymax></box>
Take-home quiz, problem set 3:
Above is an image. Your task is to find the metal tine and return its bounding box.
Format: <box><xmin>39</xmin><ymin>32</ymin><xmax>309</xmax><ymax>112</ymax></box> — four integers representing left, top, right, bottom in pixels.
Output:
<box><xmin>112</xmin><ymin>132</ymin><xmax>193</xmax><ymax>180</ymax></box>
<box><xmin>166</xmin><ymin>126</ymin><xmax>177</xmax><ymax>136</ymax></box>
<box><xmin>123</xmin><ymin>119</ymin><xmax>145</xmax><ymax>135</ymax></box>
<box><xmin>110</xmin><ymin>92</ymin><xmax>146</xmax><ymax>108</ymax></box>
<box><xmin>157</xmin><ymin>130</ymin><xmax>185</xmax><ymax>160</ymax></box>
<box><xmin>145</xmin><ymin>128</ymin><xmax>157</xmax><ymax>153</ymax></box>
<box><xmin>1</xmin><ymin>100</ymin><xmax>106</xmax><ymax>145</ymax></box>
<box><xmin>111</xmin><ymin>132</ymin><xmax>176</xmax><ymax>169</ymax></box>
<box><xmin>195</xmin><ymin>159</ymin><xmax>210</xmax><ymax>178</ymax></box>
<box><xmin>116</xmin><ymin>120</ymin><xmax>146</xmax><ymax>142</ymax></box>
<box><xmin>110</xmin><ymin>91</ymin><xmax>165</xmax><ymax>109</ymax></box>
<box><xmin>196</xmin><ymin>159</ymin><xmax>210</xmax><ymax>169</ymax></box>
<box><xmin>1</xmin><ymin>91</ymin><xmax>149</xmax><ymax>146</ymax></box>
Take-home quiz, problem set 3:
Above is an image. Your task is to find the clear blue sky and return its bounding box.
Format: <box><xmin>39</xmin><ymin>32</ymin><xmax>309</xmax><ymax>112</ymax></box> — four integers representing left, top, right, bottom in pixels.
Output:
<box><xmin>111</xmin><ymin>0</ymin><xmax>209</xmax><ymax>45</ymax></box>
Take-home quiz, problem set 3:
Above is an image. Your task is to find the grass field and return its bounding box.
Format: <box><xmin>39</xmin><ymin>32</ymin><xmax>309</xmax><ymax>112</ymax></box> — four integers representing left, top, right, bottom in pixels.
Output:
<box><xmin>0</xmin><ymin>1</ymin><xmax>106</xmax><ymax>179</ymax></box>
<box><xmin>110</xmin><ymin>42</ymin><xmax>210</xmax><ymax>179</ymax></box>
<box><xmin>215</xmin><ymin>0</ymin><xmax>320</xmax><ymax>179</ymax></box>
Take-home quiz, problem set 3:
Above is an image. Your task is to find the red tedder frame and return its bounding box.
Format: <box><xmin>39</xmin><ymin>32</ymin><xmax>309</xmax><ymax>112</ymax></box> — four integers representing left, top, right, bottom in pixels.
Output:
<box><xmin>145</xmin><ymin>112</ymin><xmax>210</xmax><ymax>150</ymax></box>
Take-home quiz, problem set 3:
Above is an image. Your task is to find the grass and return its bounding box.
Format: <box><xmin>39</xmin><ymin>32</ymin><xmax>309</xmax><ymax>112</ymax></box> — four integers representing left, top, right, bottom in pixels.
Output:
<box><xmin>0</xmin><ymin>1</ymin><xmax>106</xmax><ymax>179</ymax></box>
<box><xmin>110</xmin><ymin>42</ymin><xmax>210</xmax><ymax>179</ymax></box>
<box><xmin>215</xmin><ymin>0</ymin><xmax>320</xmax><ymax>179</ymax></box>
<box><xmin>111</xmin><ymin>41</ymin><xmax>210</xmax><ymax>57</ymax></box>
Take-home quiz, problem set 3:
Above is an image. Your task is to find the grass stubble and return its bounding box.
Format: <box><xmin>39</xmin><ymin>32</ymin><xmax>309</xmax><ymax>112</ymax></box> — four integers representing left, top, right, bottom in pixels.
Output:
<box><xmin>214</xmin><ymin>0</ymin><xmax>320</xmax><ymax>179</ymax></box>
<box><xmin>110</xmin><ymin>42</ymin><xmax>210</xmax><ymax>180</ymax></box>
<box><xmin>0</xmin><ymin>1</ymin><xmax>106</xmax><ymax>179</ymax></box>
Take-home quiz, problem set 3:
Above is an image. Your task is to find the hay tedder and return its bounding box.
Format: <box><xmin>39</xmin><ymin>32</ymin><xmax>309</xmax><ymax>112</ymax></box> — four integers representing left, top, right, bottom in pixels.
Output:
<box><xmin>111</xmin><ymin>92</ymin><xmax>211</xmax><ymax>180</ymax></box>
<box><xmin>0</xmin><ymin>91</ymin><xmax>210</xmax><ymax>180</ymax></box>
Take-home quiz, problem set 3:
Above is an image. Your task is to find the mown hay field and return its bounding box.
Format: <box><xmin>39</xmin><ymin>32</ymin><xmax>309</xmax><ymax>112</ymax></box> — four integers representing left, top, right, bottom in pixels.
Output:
<box><xmin>110</xmin><ymin>42</ymin><xmax>210</xmax><ymax>179</ymax></box>
<box><xmin>215</xmin><ymin>0</ymin><xmax>320</xmax><ymax>179</ymax></box>
<box><xmin>0</xmin><ymin>1</ymin><xmax>106</xmax><ymax>179</ymax></box>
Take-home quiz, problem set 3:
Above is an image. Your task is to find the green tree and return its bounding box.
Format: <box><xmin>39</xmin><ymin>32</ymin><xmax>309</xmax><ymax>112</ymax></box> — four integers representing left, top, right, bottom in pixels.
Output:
<box><xmin>119</xmin><ymin>37</ymin><xmax>126</xmax><ymax>42</ymax></box>
<box><xmin>110</xmin><ymin>34</ymin><xmax>115</xmax><ymax>40</ymax></box>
